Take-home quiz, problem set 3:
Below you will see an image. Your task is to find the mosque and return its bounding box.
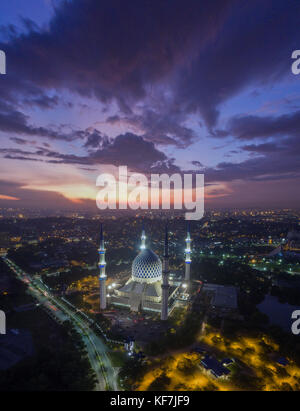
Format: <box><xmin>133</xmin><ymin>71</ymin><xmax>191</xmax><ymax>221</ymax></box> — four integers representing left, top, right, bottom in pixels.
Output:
<box><xmin>98</xmin><ymin>223</ymin><xmax>192</xmax><ymax>320</ymax></box>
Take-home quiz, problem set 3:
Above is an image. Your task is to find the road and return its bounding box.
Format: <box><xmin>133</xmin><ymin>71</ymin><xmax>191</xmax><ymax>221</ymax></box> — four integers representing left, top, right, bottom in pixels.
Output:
<box><xmin>2</xmin><ymin>256</ymin><xmax>119</xmax><ymax>391</ymax></box>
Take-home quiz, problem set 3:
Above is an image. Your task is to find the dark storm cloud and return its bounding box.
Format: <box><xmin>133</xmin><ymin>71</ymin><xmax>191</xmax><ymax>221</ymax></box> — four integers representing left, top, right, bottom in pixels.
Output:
<box><xmin>200</xmin><ymin>108</ymin><xmax>300</xmax><ymax>183</ymax></box>
<box><xmin>210</xmin><ymin>110</ymin><xmax>300</xmax><ymax>183</ymax></box>
<box><xmin>204</xmin><ymin>141</ymin><xmax>300</xmax><ymax>183</ymax></box>
<box><xmin>0</xmin><ymin>101</ymin><xmax>108</xmax><ymax>143</ymax></box>
<box><xmin>227</xmin><ymin>111</ymin><xmax>300</xmax><ymax>140</ymax></box>
<box><xmin>0</xmin><ymin>148</ymin><xmax>37</xmax><ymax>156</ymax></box>
<box><xmin>241</xmin><ymin>143</ymin><xmax>282</xmax><ymax>153</ymax></box>
<box><xmin>176</xmin><ymin>0</ymin><xmax>300</xmax><ymax>127</ymax></box>
<box><xmin>0</xmin><ymin>101</ymin><xmax>78</xmax><ymax>141</ymax></box>
<box><xmin>22</xmin><ymin>94</ymin><xmax>59</xmax><ymax>109</ymax></box>
<box><xmin>2</xmin><ymin>132</ymin><xmax>180</xmax><ymax>174</ymax></box>
<box><xmin>191</xmin><ymin>160</ymin><xmax>204</xmax><ymax>168</ymax></box>
<box><xmin>134</xmin><ymin>109</ymin><xmax>196</xmax><ymax>148</ymax></box>
<box><xmin>0</xmin><ymin>147</ymin><xmax>44</xmax><ymax>162</ymax></box>
<box><xmin>1</xmin><ymin>0</ymin><xmax>298</xmax><ymax>143</ymax></box>
<box><xmin>84</xmin><ymin>130</ymin><xmax>109</xmax><ymax>149</ymax></box>
<box><xmin>4</xmin><ymin>126</ymin><xmax>300</xmax><ymax>184</ymax></box>
<box><xmin>52</xmin><ymin>133</ymin><xmax>180</xmax><ymax>174</ymax></box>
<box><xmin>90</xmin><ymin>133</ymin><xmax>179</xmax><ymax>173</ymax></box>
<box><xmin>0</xmin><ymin>0</ymin><xmax>299</xmax><ymax>200</ymax></box>
<box><xmin>9</xmin><ymin>137</ymin><xmax>35</xmax><ymax>145</ymax></box>
<box><xmin>0</xmin><ymin>0</ymin><xmax>235</xmax><ymax>114</ymax></box>
<box><xmin>107</xmin><ymin>109</ymin><xmax>196</xmax><ymax>148</ymax></box>
<box><xmin>4</xmin><ymin>155</ymin><xmax>42</xmax><ymax>162</ymax></box>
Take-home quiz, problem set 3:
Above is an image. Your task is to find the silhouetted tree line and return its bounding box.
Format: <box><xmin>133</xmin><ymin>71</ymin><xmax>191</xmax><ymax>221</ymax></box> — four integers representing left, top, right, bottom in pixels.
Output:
<box><xmin>0</xmin><ymin>320</ymin><xmax>97</xmax><ymax>391</ymax></box>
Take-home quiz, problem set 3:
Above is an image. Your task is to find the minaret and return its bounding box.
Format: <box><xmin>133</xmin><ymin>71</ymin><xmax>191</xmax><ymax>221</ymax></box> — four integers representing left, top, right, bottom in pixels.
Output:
<box><xmin>185</xmin><ymin>222</ymin><xmax>191</xmax><ymax>283</ymax></box>
<box><xmin>140</xmin><ymin>224</ymin><xmax>146</xmax><ymax>250</ymax></box>
<box><xmin>161</xmin><ymin>225</ymin><xmax>170</xmax><ymax>321</ymax></box>
<box><xmin>99</xmin><ymin>224</ymin><xmax>107</xmax><ymax>310</ymax></box>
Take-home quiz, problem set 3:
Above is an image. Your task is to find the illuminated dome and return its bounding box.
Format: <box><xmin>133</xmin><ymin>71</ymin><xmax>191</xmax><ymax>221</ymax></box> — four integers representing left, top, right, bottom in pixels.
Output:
<box><xmin>132</xmin><ymin>248</ymin><xmax>162</xmax><ymax>284</ymax></box>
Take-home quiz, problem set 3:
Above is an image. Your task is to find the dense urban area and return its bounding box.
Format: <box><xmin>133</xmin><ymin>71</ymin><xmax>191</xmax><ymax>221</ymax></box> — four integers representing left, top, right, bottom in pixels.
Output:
<box><xmin>0</xmin><ymin>207</ymin><xmax>300</xmax><ymax>391</ymax></box>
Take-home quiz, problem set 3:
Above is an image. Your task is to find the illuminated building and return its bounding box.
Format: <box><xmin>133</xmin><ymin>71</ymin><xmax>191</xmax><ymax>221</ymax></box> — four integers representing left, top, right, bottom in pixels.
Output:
<box><xmin>184</xmin><ymin>222</ymin><xmax>192</xmax><ymax>283</ymax></box>
<box><xmin>109</xmin><ymin>225</ymin><xmax>182</xmax><ymax>317</ymax></box>
<box><xmin>284</xmin><ymin>230</ymin><xmax>300</xmax><ymax>252</ymax></box>
<box><xmin>140</xmin><ymin>224</ymin><xmax>146</xmax><ymax>250</ymax></box>
<box><xmin>161</xmin><ymin>225</ymin><xmax>170</xmax><ymax>321</ymax></box>
<box><xmin>269</xmin><ymin>230</ymin><xmax>300</xmax><ymax>258</ymax></box>
<box><xmin>99</xmin><ymin>224</ymin><xmax>107</xmax><ymax>310</ymax></box>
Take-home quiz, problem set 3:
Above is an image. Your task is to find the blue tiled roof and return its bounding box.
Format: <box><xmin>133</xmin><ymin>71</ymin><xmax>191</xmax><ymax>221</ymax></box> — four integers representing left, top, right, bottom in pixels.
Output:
<box><xmin>132</xmin><ymin>248</ymin><xmax>162</xmax><ymax>282</ymax></box>
<box><xmin>201</xmin><ymin>355</ymin><xmax>230</xmax><ymax>378</ymax></box>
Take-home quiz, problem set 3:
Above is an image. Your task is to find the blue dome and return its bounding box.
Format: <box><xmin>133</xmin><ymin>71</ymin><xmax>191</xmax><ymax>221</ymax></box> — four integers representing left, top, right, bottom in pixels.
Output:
<box><xmin>132</xmin><ymin>248</ymin><xmax>162</xmax><ymax>283</ymax></box>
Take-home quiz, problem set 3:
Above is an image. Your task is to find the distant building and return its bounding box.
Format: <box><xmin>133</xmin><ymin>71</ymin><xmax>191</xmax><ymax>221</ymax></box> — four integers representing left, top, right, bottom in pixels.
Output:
<box><xmin>268</xmin><ymin>231</ymin><xmax>300</xmax><ymax>259</ymax></box>
<box><xmin>201</xmin><ymin>355</ymin><xmax>231</xmax><ymax>379</ymax></box>
<box><xmin>268</xmin><ymin>245</ymin><xmax>283</xmax><ymax>258</ymax></box>
<box><xmin>202</xmin><ymin>283</ymin><xmax>238</xmax><ymax>315</ymax></box>
<box><xmin>124</xmin><ymin>337</ymin><xmax>135</xmax><ymax>354</ymax></box>
<box><xmin>222</xmin><ymin>358</ymin><xmax>234</xmax><ymax>366</ymax></box>
<box><xmin>285</xmin><ymin>231</ymin><xmax>300</xmax><ymax>252</ymax></box>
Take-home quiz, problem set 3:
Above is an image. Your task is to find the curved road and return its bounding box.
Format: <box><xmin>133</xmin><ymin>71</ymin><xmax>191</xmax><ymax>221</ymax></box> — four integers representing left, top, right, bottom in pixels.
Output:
<box><xmin>2</xmin><ymin>256</ymin><xmax>119</xmax><ymax>391</ymax></box>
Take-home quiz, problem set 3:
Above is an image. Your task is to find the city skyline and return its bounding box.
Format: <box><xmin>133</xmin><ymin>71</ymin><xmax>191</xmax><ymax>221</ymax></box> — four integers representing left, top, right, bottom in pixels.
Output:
<box><xmin>0</xmin><ymin>0</ymin><xmax>300</xmax><ymax>212</ymax></box>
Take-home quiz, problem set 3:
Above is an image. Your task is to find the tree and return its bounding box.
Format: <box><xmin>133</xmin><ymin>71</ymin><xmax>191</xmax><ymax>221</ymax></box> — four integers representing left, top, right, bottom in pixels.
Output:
<box><xmin>147</xmin><ymin>373</ymin><xmax>171</xmax><ymax>391</ymax></box>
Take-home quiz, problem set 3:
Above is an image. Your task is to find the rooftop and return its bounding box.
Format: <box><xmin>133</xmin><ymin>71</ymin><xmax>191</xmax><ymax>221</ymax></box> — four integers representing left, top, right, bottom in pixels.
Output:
<box><xmin>203</xmin><ymin>283</ymin><xmax>238</xmax><ymax>309</ymax></box>
<box><xmin>201</xmin><ymin>355</ymin><xmax>231</xmax><ymax>378</ymax></box>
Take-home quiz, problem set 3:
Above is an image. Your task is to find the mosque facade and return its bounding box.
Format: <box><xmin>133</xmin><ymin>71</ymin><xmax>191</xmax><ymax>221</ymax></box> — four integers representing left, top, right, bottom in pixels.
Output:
<box><xmin>98</xmin><ymin>224</ymin><xmax>192</xmax><ymax>319</ymax></box>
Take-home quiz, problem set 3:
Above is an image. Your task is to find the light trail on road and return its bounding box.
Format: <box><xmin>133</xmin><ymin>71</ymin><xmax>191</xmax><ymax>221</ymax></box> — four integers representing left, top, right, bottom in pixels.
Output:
<box><xmin>2</xmin><ymin>256</ymin><xmax>119</xmax><ymax>391</ymax></box>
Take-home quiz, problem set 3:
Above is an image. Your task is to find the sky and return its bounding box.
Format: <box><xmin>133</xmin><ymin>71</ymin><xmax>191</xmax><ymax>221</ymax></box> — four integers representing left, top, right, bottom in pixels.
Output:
<box><xmin>0</xmin><ymin>0</ymin><xmax>300</xmax><ymax>211</ymax></box>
